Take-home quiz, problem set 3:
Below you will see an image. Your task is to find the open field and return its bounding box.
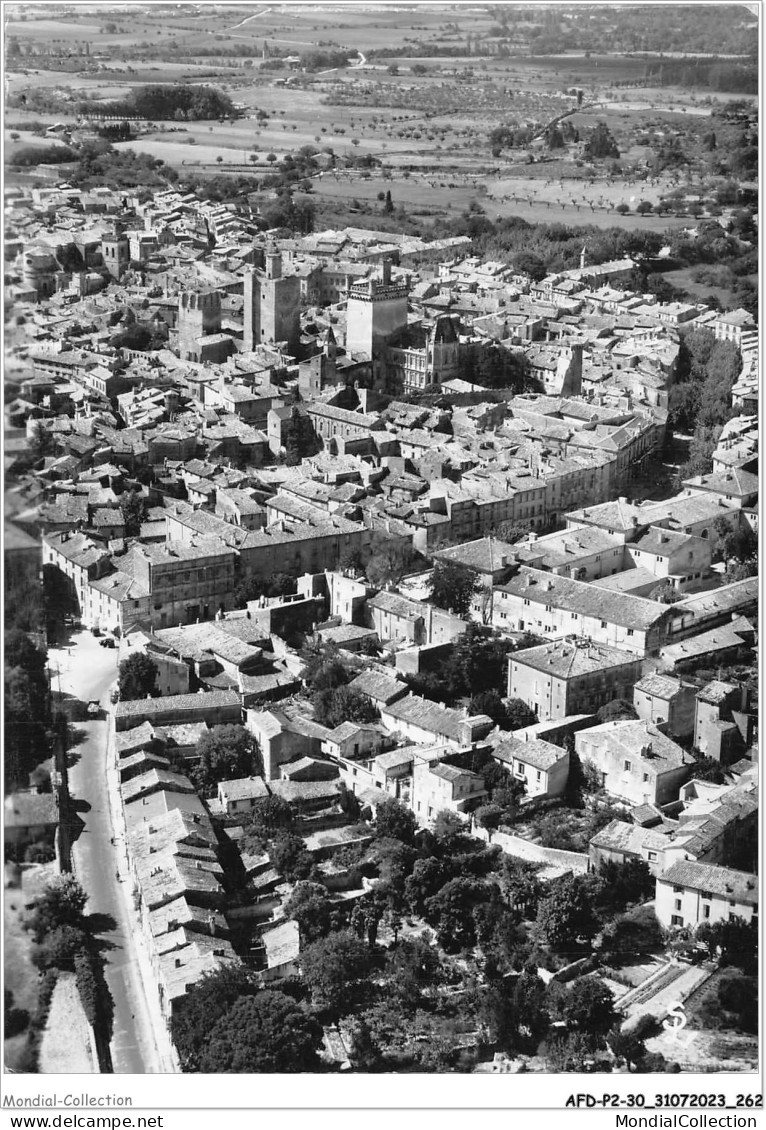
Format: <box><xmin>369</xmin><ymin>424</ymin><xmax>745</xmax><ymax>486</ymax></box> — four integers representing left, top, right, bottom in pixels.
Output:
<box><xmin>5</xmin><ymin>5</ymin><xmax>756</xmax><ymax>240</ymax></box>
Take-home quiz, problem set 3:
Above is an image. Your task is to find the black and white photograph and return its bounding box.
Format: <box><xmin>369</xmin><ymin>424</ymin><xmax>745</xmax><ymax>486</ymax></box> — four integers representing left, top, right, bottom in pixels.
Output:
<box><xmin>2</xmin><ymin>0</ymin><xmax>760</xmax><ymax>1101</ymax></box>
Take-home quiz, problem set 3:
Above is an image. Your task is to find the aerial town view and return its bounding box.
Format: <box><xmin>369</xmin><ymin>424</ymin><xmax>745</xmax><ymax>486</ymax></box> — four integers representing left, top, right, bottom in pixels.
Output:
<box><xmin>3</xmin><ymin>1</ymin><xmax>759</xmax><ymax>1080</ymax></box>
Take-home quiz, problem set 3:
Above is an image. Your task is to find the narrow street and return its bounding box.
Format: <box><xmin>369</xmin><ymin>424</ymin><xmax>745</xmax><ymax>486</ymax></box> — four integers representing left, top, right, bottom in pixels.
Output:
<box><xmin>50</xmin><ymin>631</ymin><xmax>169</xmax><ymax>1073</ymax></box>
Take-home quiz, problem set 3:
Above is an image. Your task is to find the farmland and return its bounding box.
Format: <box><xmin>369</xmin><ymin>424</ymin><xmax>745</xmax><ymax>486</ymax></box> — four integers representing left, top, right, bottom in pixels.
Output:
<box><xmin>5</xmin><ymin>3</ymin><xmax>757</xmax><ymax>240</ymax></box>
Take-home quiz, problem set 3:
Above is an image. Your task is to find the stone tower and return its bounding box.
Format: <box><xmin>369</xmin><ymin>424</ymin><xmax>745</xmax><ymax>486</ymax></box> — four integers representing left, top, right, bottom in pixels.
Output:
<box><xmin>177</xmin><ymin>290</ymin><xmax>222</xmax><ymax>361</ymax></box>
<box><xmin>243</xmin><ymin>249</ymin><xmax>300</xmax><ymax>355</ymax></box>
<box><xmin>101</xmin><ymin>230</ymin><xmax>130</xmax><ymax>281</ymax></box>
<box><xmin>345</xmin><ymin>258</ymin><xmax>408</xmax><ymax>358</ymax></box>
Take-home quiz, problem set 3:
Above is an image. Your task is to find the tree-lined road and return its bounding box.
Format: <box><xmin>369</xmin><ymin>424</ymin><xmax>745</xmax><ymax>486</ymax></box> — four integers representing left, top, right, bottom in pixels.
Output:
<box><xmin>52</xmin><ymin>631</ymin><xmax>171</xmax><ymax>1073</ymax></box>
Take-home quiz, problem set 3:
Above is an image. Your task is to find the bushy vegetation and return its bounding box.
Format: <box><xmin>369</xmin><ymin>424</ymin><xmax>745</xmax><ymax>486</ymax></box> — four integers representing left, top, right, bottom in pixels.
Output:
<box><xmin>78</xmin><ymin>83</ymin><xmax>237</xmax><ymax>122</ymax></box>
<box><xmin>5</xmin><ymin>629</ymin><xmax>50</xmax><ymax>792</ymax></box>
<box><xmin>10</xmin><ymin>144</ymin><xmax>77</xmax><ymax>166</ymax></box>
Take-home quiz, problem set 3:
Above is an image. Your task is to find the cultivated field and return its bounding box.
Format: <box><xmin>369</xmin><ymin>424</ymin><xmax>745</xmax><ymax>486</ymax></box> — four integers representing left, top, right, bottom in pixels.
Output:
<box><xmin>5</xmin><ymin>5</ymin><xmax>756</xmax><ymax>235</ymax></box>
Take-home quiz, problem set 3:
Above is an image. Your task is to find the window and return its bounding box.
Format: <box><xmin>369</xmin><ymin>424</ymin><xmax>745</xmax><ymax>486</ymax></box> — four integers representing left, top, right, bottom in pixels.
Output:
<box><xmin>647</xmin><ymin>851</ymin><xmax>657</xmax><ymax>862</ymax></box>
<box><xmin>624</xmin><ymin>760</ymin><xmax>632</xmax><ymax>772</ymax></box>
<box><xmin>674</xmin><ymin>898</ymin><xmax>682</xmax><ymax>911</ymax></box>
<box><xmin>703</xmin><ymin>905</ymin><xmax>711</xmax><ymax>919</ymax></box>
<box><xmin>627</xmin><ymin>628</ymin><xmax>634</xmax><ymax>637</ymax></box>
<box><xmin>673</xmin><ymin>886</ymin><xmax>684</xmax><ymax>894</ymax></box>
<box><xmin>536</xmin><ymin>770</ymin><xmax>542</xmax><ymax>782</ymax></box>
<box><xmin>600</xmin><ymin>620</ymin><xmax>607</xmax><ymax>629</ymax></box>
<box><xmin>671</xmin><ymin>915</ymin><xmax>684</xmax><ymax>927</ymax></box>
<box><xmin>643</xmin><ymin>773</ymin><xmax>649</xmax><ymax>782</ymax></box>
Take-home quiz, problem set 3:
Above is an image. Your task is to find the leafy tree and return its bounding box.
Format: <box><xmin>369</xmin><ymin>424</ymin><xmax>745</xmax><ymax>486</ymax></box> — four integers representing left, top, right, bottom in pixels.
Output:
<box><xmin>468</xmin><ymin>690</ymin><xmax>509</xmax><ymax>727</ymax></box>
<box><xmin>312</xmin><ymin>685</ymin><xmax>379</xmax><ymax>729</ymax></box>
<box><xmin>543</xmin><ymin>1031</ymin><xmax>600</xmax><ymax>1072</ymax></box>
<box><xmin>597</xmin><ymin>698</ymin><xmax>638</xmax><ymax>723</ymax></box>
<box><xmin>191</xmin><ymin>725</ymin><xmax>261</xmax><ymax>794</ymax></box>
<box><xmin>384</xmin><ymin>934</ymin><xmax>440</xmax><ymax>1003</ymax></box>
<box><xmin>232</xmin><ymin>571</ymin><xmax>295</xmax><ymax>607</ymax></box>
<box><xmin>562</xmin><ymin>977</ymin><xmax>618</xmax><ymax>1036</ymax></box>
<box><xmin>347</xmin><ymin>1016</ymin><xmax>383</xmax><ymax>1070</ymax></box>
<box><xmin>438</xmin><ymin>622</ymin><xmax>517</xmax><ymax>699</ymax></box>
<box><xmin>688</xmin><ymin>755</ymin><xmax>729</xmax><ymax>784</ymax></box>
<box><xmin>715</xmin><ymin>518</ymin><xmax>757</xmax><ymax>571</ymax></box>
<box><xmin>431</xmin><ymin>809</ymin><xmax>466</xmax><ymax>847</ymax></box>
<box><xmin>649</xmin><ymin>580</ymin><xmax>683</xmax><ymax>604</ymax></box>
<box><xmin>404</xmin><ymin>857</ymin><xmax>453</xmax><ymax>916</ymax></box>
<box><xmin>365</xmin><ymin>532</ymin><xmax>415</xmax><ymax>588</ymax></box>
<box><xmin>465</xmin><ymin>340</ymin><xmax>534</xmax><ymax>392</ymax></box>
<box><xmin>608</xmin><ymin>1027</ymin><xmax>648</xmax><ymax>1070</ymax></box>
<box><xmin>365</xmin><ymin>836</ymin><xmax>416</xmax><ymax>899</ymax></box>
<box><xmin>171</xmin><ymin>965</ymin><xmax>261</xmax><ymax>1071</ymax></box>
<box><xmin>374</xmin><ymin>797</ymin><xmax>417</xmax><ymax>846</ymax></box>
<box><xmin>584</xmin><ymin>122</ymin><xmax>620</xmax><ymax>160</ymax></box>
<box><xmin>696</xmin><ymin>915</ymin><xmax>757</xmax><ymax>975</ymax></box>
<box><xmin>534</xmin><ymin>875</ymin><xmax>596</xmax><ymax>952</ymax></box>
<box><xmin>269</xmin><ymin>832</ymin><xmax>314</xmax><ymax>882</ymax></box>
<box><xmin>118</xmin><ymin>652</ymin><xmax>158</xmax><ymax>700</ymax></box>
<box><xmin>283</xmin><ymin>881</ymin><xmax>333</xmax><ymax>944</ymax></box>
<box><xmin>504</xmin><ymin>696</ymin><xmax>538</xmax><ymax>730</ymax></box>
<box><xmin>28</xmin><ymin>420</ymin><xmax>54</xmax><ymax>463</ymax></box>
<box><xmin>200</xmin><ymin>991</ymin><xmax>322</xmax><ymax>1072</ymax></box>
<box><xmin>300</xmin><ymin>930</ymin><xmax>374</xmax><ymax>1014</ymax></box>
<box><xmin>425</xmin><ymin>876</ymin><xmax>488</xmax><ymax>951</ymax></box>
<box><xmin>32</xmin><ymin>924</ymin><xmax>89</xmax><ymax>971</ymax></box>
<box><xmin>301</xmin><ymin>646</ymin><xmax>349</xmax><ymax>693</ymax></box>
<box><xmin>716</xmin><ymin>971</ymin><xmax>758</xmax><ymax>1033</ymax></box>
<box><xmin>121</xmin><ymin>490</ymin><xmax>148</xmax><ymax>537</ymax></box>
<box><xmin>247</xmin><ymin>794</ymin><xmax>294</xmax><ymax>837</ymax></box>
<box><xmin>595</xmin><ymin>858</ymin><xmax>654</xmax><ymax>913</ymax></box>
<box><xmin>513</xmin><ymin>967</ymin><xmax>550</xmax><ymax>1043</ymax></box>
<box><xmin>283</xmin><ymin>408</ymin><xmax>319</xmax><ymax>465</ymax></box>
<box><xmin>5</xmin><ymin>629</ymin><xmax>50</xmax><ymax>790</ymax></box>
<box><xmin>474</xmin><ymin>804</ymin><xmax>504</xmax><ymax>842</ymax></box>
<box><xmin>25</xmin><ymin>874</ymin><xmax>87</xmax><ymax>944</ymax></box>
<box><xmin>495</xmin><ymin>518</ymin><xmax>532</xmax><ymax>543</ymax></box>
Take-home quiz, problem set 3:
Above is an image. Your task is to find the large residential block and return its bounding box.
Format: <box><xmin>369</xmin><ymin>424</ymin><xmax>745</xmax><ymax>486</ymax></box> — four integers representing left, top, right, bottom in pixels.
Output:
<box><xmin>508</xmin><ymin>638</ymin><xmax>643</xmax><ymax>721</ymax></box>
<box><xmin>655</xmin><ymin>861</ymin><xmax>758</xmax><ymax>931</ymax></box>
<box><xmin>493</xmin><ymin>566</ymin><xmax>672</xmax><ymax>655</ymax></box>
<box><xmin>575</xmin><ymin>719</ymin><xmax>694</xmax><ymax>806</ymax></box>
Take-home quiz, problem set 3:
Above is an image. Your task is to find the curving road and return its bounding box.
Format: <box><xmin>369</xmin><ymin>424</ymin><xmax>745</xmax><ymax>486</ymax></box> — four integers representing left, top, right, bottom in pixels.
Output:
<box><xmin>53</xmin><ymin>631</ymin><xmax>173</xmax><ymax>1073</ymax></box>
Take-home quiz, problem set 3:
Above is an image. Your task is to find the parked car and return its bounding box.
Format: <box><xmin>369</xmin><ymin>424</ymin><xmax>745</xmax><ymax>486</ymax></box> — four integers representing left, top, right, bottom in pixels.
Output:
<box><xmin>99</xmin><ymin>637</ymin><xmax>116</xmax><ymax>648</ymax></box>
<box><xmin>87</xmin><ymin>700</ymin><xmax>101</xmax><ymax>716</ymax></box>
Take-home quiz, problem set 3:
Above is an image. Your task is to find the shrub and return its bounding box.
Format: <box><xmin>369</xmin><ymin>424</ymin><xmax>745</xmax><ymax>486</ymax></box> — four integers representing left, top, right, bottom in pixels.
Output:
<box><xmin>74</xmin><ymin>948</ymin><xmax>100</xmax><ymax>1025</ymax></box>
<box><xmin>24</xmin><ymin>841</ymin><xmax>55</xmax><ymax>864</ymax></box>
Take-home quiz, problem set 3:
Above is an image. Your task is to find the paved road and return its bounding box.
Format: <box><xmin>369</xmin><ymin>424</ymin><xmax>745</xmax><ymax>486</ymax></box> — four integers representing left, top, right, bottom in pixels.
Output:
<box><xmin>53</xmin><ymin>632</ymin><xmax>164</xmax><ymax>1073</ymax></box>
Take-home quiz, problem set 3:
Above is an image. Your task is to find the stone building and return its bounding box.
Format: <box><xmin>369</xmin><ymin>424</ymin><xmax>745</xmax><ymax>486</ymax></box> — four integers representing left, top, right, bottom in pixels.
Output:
<box><xmin>177</xmin><ymin>290</ymin><xmax>222</xmax><ymax>362</ymax></box>
<box><xmin>243</xmin><ymin>250</ymin><xmax>300</xmax><ymax>355</ymax></box>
